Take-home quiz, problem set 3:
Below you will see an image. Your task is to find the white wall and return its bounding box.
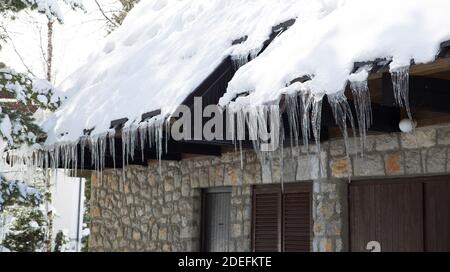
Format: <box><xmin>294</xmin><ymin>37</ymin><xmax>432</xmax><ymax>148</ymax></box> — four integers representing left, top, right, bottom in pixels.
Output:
<box><xmin>51</xmin><ymin>170</ymin><xmax>85</xmax><ymax>252</ymax></box>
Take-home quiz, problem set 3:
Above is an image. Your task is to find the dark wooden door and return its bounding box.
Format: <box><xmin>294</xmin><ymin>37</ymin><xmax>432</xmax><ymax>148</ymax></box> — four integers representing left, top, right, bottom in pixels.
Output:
<box><xmin>202</xmin><ymin>187</ymin><xmax>231</xmax><ymax>252</ymax></box>
<box><xmin>252</xmin><ymin>183</ymin><xmax>312</xmax><ymax>252</ymax></box>
<box><xmin>349</xmin><ymin>181</ymin><xmax>424</xmax><ymax>252</ymax></box>
<box><xmin>424</xmin><ymin>180</ymin><xmax>450</xmax><ymax>251</ymax></box>
<box><xmin>350</xmin><ymin>176</ymin><xmax>450</xmax><ymax>252</ymax></box>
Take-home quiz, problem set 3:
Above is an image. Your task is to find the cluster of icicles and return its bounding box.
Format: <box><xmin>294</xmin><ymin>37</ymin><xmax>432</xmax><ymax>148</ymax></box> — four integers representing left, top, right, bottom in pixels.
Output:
<box><xmin>6</xmin><ymin>65</ymin><xmax>411</xmax><ymax>181</ymax></box>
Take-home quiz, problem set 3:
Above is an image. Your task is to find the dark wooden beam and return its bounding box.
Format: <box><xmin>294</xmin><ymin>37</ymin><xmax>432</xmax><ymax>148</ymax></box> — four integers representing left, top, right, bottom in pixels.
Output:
<box><xmin>382</xmin><ymin>73</ymin><xmax>450</xmax><ymax>113</ymax></box>
<box><xmin>322</xmin><ymin>95</ymin><xmax>400</xmax><ymax>133</ymax></box>
<box><xmin>367</xmin><ymin>103</ymin><xmax>401</xmax><ymax>132</ymax></box>
<box><xmin>438</xmin><ymin>40</ymin><xmax>450</xmax><ymax>58</ymax></box>
<box><xmin>409</xmin><ymin>76</ymin><xmax>450</xmax><ymax>113</ymax></box>
<box><xmin>259</xmin><ymin>18</ymin><xmax>296</xmax><ymax>57</ymax></box>
<box><xmin>169</xmin><ymin>140</ymin><xmax>221</xmax><ymax>156</ymax></box>
<box><xmin>231</xmin><ymin>36</ymin><xmax>248</xmax><ymax>45</ymax></box>
<box><xmin>141</xmin><ymin>109</ymin><xmax>161</xmax><ymax>123</ymax></box>
<box><xmin>110</xmin><ymin>118</ymin><xmax>128</xmax><ymax>129</ymax></box>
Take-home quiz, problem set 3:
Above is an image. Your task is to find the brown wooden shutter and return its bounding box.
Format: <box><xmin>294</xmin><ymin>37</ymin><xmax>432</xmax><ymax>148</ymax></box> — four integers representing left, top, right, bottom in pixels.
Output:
<box><xmin>283</xmin><ymin>184</ymin><xmax>312</xmax><ymax>252</ymax></box>
<box><xmin>252</xmin><ymin>186</ymin><xmax>281</xmax><ymax>252</ymax></box>
<box><xmin>252</xmin><ymin>183</ymin><xmax>312</xmax><ymax>252</ymax></box>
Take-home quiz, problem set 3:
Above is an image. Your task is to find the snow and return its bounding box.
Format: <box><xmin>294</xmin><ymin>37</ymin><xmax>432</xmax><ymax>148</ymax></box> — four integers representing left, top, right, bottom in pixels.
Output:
<box><xmin>0</xmin><ymin>1</ymin><xmax>118</xmax><ymax>85</ymax></box>
<box><xmin>29</xmin><ymin>220</ymin><xmax>39</xmax><ymax>229</ymax></box>
<box><xmin>24</xmin><ymin>0</ymin><xmax>85</xmax><ymax>22</ymax></box>
<box><xmin>43</xmin><ymin>0</ymin><xmax>450</xmax><ymax>147</ymax></box>
<box><xmin>43</xmin><ymin>0</ymin><xmax>304</xmax><ymax>144</ymax></box>
<box><xmin>0</xmin><ymin>115</ymin><xmax>13</xmax><ymax>144</ymax></box>
<box><xmin>32</xmin><ymin>79</ymin><xmax>53</xmax><ymax>94</ymax></box>
<box><xmin>222</xmin><ymin>0</ymin><xmax>450</xmax><ymax>108</ymax></box>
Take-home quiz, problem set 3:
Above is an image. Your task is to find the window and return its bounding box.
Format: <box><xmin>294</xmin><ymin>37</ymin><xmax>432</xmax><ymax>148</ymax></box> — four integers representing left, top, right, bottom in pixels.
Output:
<box><xmin>252</xmin><ymin>183</ymin><xmax>312</xmax><ymax>252</ymax></box>
<box><xmin>201</xmin><ymin>187</ymin><xmax>231</xmax><ymax>252</ymax></box>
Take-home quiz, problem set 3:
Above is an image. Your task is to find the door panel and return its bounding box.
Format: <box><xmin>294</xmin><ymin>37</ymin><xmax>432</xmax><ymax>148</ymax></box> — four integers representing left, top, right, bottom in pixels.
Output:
<box><xmin>350</xmin><ymin>182</ymin><xmax>424</xmax><ymax>252</ymax></box>
<box><xmin>425</xmin><ymin>180</ymin><xmax>450</xmax><ymax>251</ymax></box>
<box><xmin>253</xmin><ymin>190</ymin><xmax>281</xmax><ymax>252</ymax></box>
<box><xmin>283</xmin><ymin>191</ymin><xmax>311</xmax><ymax>252</ymax></box>
<box><xmin>203</xmin><ymin>189</ymin><xmax>231</xmax><ymax>252</ymax></box>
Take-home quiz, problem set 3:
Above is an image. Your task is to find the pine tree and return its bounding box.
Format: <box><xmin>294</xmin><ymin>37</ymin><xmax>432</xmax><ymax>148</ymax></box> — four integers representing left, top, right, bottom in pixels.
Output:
<box><xmin>0</xmin><ymin>0</ymin><xmax>84</xmax><ymax>252</ymax></box>
<box><xmin>2</xmin><ymin>206</ymin><xmax>46</xmax><ymax>252</ymax></box>
<box><xmin>0</xmin><ymin>1</ymin><xmax>84</xmax><ymax>147</ymax></box>
<box><xmin>0</xmin><ymin>68</ymin><xmax>60</xmax><ymax>147</ymax></box>
<box><xmin>53</xmin><ymin>230</ymin><xmax>69</xmax><ymax>252</ymax></box>
<box><xmin>0</xmin><ymin>178</ymin><xmax>45</xmax><ymax>252</ymax></box>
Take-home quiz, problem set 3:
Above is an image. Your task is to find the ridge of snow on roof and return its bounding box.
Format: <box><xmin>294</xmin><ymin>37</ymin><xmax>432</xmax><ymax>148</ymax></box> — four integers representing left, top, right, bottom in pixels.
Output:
<box><xmin>44</xmin><ymin>0</ymin><xmax>450</xmax><ymax>146</ymax></box>
<box><xmin>43</xmin><ymin>0</ymin><xmax>304</xmax><ymax>144</ymax></box>
<box><xmin>221</xmin><ymin>0</ymin><xmax>450</xmax><ymax>107</ymax></box>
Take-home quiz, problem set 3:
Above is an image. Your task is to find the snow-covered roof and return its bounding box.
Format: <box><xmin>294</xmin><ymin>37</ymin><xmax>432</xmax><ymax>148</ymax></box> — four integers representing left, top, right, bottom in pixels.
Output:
<box><xmin>221</xmin><ymin>0</ymin><xmax>450</xmax><ymax>107</ymax></box>
<box><xmin>43</xmin><ymin>0</ymin><xmax>303</xmax><ymax>144</ymax></box>
<box><xmin>43</xmin><ymin>0</ymin><xmax>450</xmax><ymax>146</ymax></box>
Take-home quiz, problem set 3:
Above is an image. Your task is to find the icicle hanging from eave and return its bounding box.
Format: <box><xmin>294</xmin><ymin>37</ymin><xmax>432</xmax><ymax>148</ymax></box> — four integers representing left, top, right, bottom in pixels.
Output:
<box><xmin>2</xmin><ymin>113</ymin><xmax>173</xmax><ymax>178</ymax></box>
<box><xmin>349</xmin><ymin>66</ymin><xmax>373</xmax><ymax>154</ymax></box>
<box><xmin>390</xmin><ymin>66</ymin><xmax>412</xmax><ymax>120</ymax></box>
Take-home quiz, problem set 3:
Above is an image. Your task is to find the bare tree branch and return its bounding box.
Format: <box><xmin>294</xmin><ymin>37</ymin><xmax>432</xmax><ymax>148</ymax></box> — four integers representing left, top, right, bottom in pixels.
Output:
<box><xmin>0</xmin><ymin>23</ymin><xmax>36</xmax><ymax>77</ymax></box>
<box><xmin>95</xmin><ymin>0</ymin><xmax>118</xmax><ymax>28</ymax></box>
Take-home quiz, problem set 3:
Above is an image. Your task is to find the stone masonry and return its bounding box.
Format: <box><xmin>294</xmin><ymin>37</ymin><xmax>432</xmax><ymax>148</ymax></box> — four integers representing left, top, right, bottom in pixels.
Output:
<box><xmin>89</xmin><ymin>123</ymin><xmax>450</xmax><ymax>252</ymax></box>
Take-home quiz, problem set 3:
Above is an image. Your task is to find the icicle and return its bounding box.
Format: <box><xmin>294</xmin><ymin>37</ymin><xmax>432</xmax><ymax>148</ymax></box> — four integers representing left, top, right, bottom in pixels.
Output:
<box><xmin>278</xmin><ymin>117</ymin><xmax>285</xmax><ymax>193</ymax></box>
<box><xmin>231</xmin><ymin>55</ymin><xmax>248</xmax><ymax>71</ymax></box>
<box><xmin>80</xmin><ymin>137</ymin><xmax>86</xmax><ymax>171</ymax></box>
<box><xmin>165</xmin><ymin>118</ymin><xmax>170</xmax><ymax>158</ymax></box>
<box><xmin>235</xmin><ymin>109</ymin><xmax>246</xmax><ymax>165</ymax></box>
<box><xmin>350</xmin><ymin>78</ymin><xmax>372</xmax><ymax>153</ymax></box>
<box><xmin>121</xmin><ymin>129</ymin><xmax>127</xmax><ymax>177</ymax></box>
<box><xmin>256</xmin><ymin>106</ymin><xmax>270</xmax><ymax>165</ymax></box>
<box><xmin>311</xmin><ymin>94</ymin><xmax>324</xmax><ymax>155</ymax></box>
<box><xmin>285</xmin><ymin>93</ymin><xmax>301</xmax><ymax>155</ymax></box>
<box><xmin>99</xmin><ymin>135</ymin><xmax>107</xmax><ymax>173</ymax></box>
<box><xmin>130</xmin><ymin>126</ymin><xmax>138</xmax><ymax>162</ymax></box>
<box><xmin>236</xmin><ymin>109</ymin><xmax>246</xmax><ymax>142</ymax></box>
<box><xmin>300</xmin><ymin>91</ymin><xmax>313</xmax><ymax>152</ymax></box>
<box><xmin>108</xmin><ymin>131</ymin><xmax>116</xmax><ymax>169</ymax></box>
<box><xmin>146</xmin><ymin>118</ymin><xmax>166</xmax><ymax>174</ymax></box>
<box><xmin>307</xmin><ymin>94</ymin><xmax>324</xmax><ymax>178</ymax></box>
<box><xmin>327</xmin><ymin>91</ymin><xmax>357</xmax><ymax>162</ymax></box>
<box><xmin>139</xmin><ymin>124</ymin><xmax>147</xmax><ymax>163</ymax></box>
<box><xmin>231</xmin><ymin>49</ymin><xmax>259</xmax><ymax>71</ymax></box>
<box><xmin>391</xmin><ymin>66</ymin><xmax>412</xmax><ymax>119</ymax></box>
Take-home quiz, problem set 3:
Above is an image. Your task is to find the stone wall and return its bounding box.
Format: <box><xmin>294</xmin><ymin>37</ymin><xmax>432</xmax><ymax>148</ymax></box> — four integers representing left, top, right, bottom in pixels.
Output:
<box><xmin>329</xmin><ymin>124</ymin><xmax>450</xmax><ymax>178</ymax></box>
<box><xmin>89</xmin><ymin>162</ymin><xmax>202</xmax><ymax>251</ymax></box>
<box><xmin>89</xmin><ymin>123</ymin><xmax>450</xmax><ymax>252</ymax></box>
<box><xmin>89</xmin><ymin>144</ymin><xmax>326</xmax><ymax>251</ymax></box>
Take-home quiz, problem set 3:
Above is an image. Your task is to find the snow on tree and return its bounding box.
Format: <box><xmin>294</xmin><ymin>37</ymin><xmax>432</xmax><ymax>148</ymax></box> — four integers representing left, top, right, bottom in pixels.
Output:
<box><xmin>106</xmin><ymin>0</ymin><xmax>139</xmax><ymax>33</ymax></box>
<box><xmin>0</xmin><ymin>66</ymin><xmax>60</xmax><ymax>147</ymax></box>
<box><xmin>0</xmin><ymin>0</ymin><xmax>85</xmax><ymax>23</ymax></box>
<box><xmin>0</xmin><ymin>177</ymin><xmax>45</xmax><ymax>252</ymax></box>
<box><xmin>2</xmin><ymin>205</ymin><xmax>46</xmax><ymax>252</ymax></box>
<box><xmin>0</xmin><ymin>178</ymin><xmax>42</xmax><ymax>210</ymax></box>
<box><xmin>0</xmin><ymin>0</ymin><xmax>84</xmax><ymax>252</ymax></box>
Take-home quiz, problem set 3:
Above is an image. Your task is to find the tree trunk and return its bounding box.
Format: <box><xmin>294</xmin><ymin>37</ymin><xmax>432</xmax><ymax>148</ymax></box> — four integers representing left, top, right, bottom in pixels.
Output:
<box><xmin>46</xmin><ymin>19</ymin><xmax>53</xmax><ymax>82</ymax></box>
<box><xmin>44</xmin><ymin>173</ymin><xmax>53</xmax><ymax>252</ymax></box>
<box><xmin>45</xmin><ymin>18</ymin><xmax>54</xmax><ymax>252</ymax></box>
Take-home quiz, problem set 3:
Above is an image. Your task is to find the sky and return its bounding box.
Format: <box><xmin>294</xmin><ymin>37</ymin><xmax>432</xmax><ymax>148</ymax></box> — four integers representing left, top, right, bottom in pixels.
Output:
<box><xmin>0</xmin><ymin>0</ymin><xmax>120</xmax><ymax>86</ymax></box>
